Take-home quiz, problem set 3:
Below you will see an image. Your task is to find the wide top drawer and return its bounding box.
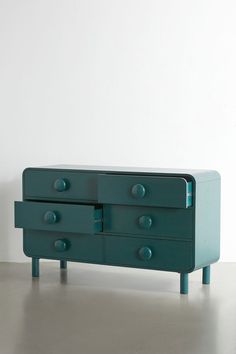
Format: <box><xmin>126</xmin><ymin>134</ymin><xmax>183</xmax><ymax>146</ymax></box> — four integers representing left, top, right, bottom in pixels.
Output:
<box><xmin>23</xmin><ymin>169</ymin><xmax>97</xmax><ymax>202</ymax></box>
<box><xmin>98</xmin><ymin>174</ymin><xmax>193</xmax><ymax>208</ymax></box>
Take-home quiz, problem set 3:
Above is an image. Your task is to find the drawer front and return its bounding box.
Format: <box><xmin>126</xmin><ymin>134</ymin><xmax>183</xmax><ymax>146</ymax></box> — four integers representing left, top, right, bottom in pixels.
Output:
<box><xmin>103</xmin><ymin>205</ymin><xmax>193</xmax><ymax>240</ymax></box>
<box><xmin>15</xmin><ymin>201</ymin><xmax>102</xmax><ymax>234</ymax></box>
<box><xmin>98</xmin><ymin>174</ymin><xmax>192</xmax><ymax>208</ymax></box>
<box><xmin>23</xmin><ymin>169</ymin><xmax>97</xmax><ymax>202</ymax></box>
<box><xmin>24</xmin><ymin>230</ymin><xmax>103</xmax><ymax>263</ymax></box>
<box><xmin>105</xmin><ymin>236</ymin><xmax>193</xmax><ymax>272</ymax></box>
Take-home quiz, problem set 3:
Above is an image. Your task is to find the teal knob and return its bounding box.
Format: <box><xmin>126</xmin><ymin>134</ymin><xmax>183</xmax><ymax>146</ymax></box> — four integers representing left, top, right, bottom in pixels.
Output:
<box><xmin>43</xmin><ymin>211</ymin><xmax>58</xmax><ymax>224</ymax></box>
<box><xmin>54</xmin><ymin>239</ymin><xmax>68</xmax><ymax>252</ymax></box>
<box><xmin>54</xmin><ymin>178</ymin><xmax>69</xmax><ymax>192</ymax></box>
<box><xmin>138</xmin><ymin>216</ymin><xmax>152</xmax><ymax>229</ymax></box>
<box><xmin>131</xmin><ymin>184</ymin><xmax>146</xmax><ymax>199</ymax></box>
<box><xmin>138</xmin><ymin>246</ymin><xmax>152</xmax><ymax>261</ymax></box>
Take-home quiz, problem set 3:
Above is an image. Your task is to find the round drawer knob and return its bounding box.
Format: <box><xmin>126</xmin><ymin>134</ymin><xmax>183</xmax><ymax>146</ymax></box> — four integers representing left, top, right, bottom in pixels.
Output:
<box><xmin>131</xmin><ymin>184</ymin><xmax>146</xmax><ymax>199</ymax></box>
<box><xmin>138</xmin><ymin>246</ymin><xmax>152</xmax><ymax>261</ymax></box>
<box><xmin>43</xmin><ymin>211</ymin><xmax>58</xmax><ymax>224</ymax></box>
<box><xmin>54</xmin><ymin>178</ymin><xmax>69</xmax><ymax>192</ymax></box>
<box><xmin>138</xmin><ymin>216</ymin><xmax>152</xmax><ymax>229</ymax></box>
<box><xmin>54</xmin><ymin>239</ymin><xmax>68</xmax><ymax>252</ymax></box>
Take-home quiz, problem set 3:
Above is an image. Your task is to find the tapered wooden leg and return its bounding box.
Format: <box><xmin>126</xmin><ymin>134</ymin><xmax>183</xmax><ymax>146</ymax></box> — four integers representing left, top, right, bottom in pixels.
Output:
<box><xmin>32</xmin><ymin>258</ymin><xmax>39</xmax><ymax>277</ymax></box>
<box><xmin>60</xmin><ymin>260</ymin><xmax>67</xmax><ymax>269</ymax></box>
<box><xmin>180</xmin><ymin>273</ymin><xmax>188</xmax><ymax>294</ymax></box>
<box><xmin>202</xmin><ymin>265</ymin><xmax>210</xmax><ymax>284</ymax></box>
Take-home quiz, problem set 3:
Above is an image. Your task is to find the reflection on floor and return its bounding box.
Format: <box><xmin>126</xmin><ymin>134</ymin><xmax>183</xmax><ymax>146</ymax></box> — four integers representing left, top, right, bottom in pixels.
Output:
<box><xmin>0</xmin><ymin>262</ymin><xmax>235</xmax><ymax>354</ymax></box>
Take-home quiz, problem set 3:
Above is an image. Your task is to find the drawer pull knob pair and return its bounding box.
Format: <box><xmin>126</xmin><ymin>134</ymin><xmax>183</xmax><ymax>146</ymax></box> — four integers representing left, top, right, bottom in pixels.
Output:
<box><xmin>138</xmin><ymin>215</ymin><xmax>152</xmax><ymax>229</ymax></box>
<box><xmin>43</xmin><ymin>211</ymin><xmax>58</xmax><ymax>224</ymax></box>
<box><xmin>138</xmin><ymin>246</ymin><xmax>152</xmax><ymax>261</ymax></box>
<box><xmin>131</xmin><ymin>184</ymin><xmax>146</xmax><ymax>199</ymax></box>
<box><xmin>54</xmin><ymin>239</ymin><xmax>68</xmax><ymax>252</ymax></box>
<box><xmin>54</xmin><ymin>178</ymin><xmax>69</xmax><ymax>192</ymax></box>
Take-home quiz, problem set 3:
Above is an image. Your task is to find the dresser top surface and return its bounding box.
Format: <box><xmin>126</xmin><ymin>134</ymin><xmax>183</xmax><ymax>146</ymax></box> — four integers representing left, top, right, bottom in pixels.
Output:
<box><xmin>27</xmin><ymin>165</ymin><xmax>220</xmax><ymax>182</ymax></box>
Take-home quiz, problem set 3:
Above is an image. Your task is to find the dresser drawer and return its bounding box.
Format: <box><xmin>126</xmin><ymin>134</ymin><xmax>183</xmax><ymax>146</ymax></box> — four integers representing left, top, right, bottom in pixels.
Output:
<box><xmin>23</xmin><ymin>230</ymin><xmax>104</xmax><ymax>263</ymax></box>
<box><xmin>103</xmin><ymin>205</ymin><xmax>193</xmax><ymax>240</ymax></box>
<box><xmin>23</xmin><ymin>169</ymin><xmax>97</xmax><ymax>202</ymax></box>
<box><xmin>15</xmin><ymin>201</ymin><xmax>102</xmax><ymax>234</ymax></box>
<box><xmin>98</xmin><ymin>174</ymin><xmax>192</xmax><ymax>208</ymax></box>
<box><xmin>105</xmin><ymin>236</ymin><xmax>193</xmax><ymax>272</ymax></box>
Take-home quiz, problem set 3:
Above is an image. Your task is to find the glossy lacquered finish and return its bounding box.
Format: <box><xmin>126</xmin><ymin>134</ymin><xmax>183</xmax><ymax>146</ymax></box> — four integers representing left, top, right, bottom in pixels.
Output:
<box><xmin>15</xmin><ymin>165</ymin><xmax>221</xmax><ymax>294</ymax></box>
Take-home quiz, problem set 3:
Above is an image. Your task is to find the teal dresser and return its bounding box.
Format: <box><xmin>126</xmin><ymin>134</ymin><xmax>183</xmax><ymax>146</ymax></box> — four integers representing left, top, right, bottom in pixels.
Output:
<box><xmin>14</xmin><ymin>165</ymin><xmax>221</xmax><ymax>294</ymax></box>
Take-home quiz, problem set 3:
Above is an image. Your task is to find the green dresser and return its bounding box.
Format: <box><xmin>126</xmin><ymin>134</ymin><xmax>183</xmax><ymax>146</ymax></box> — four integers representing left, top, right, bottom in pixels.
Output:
<box><xmin>14</xmin><ymin>165</ymin><xmax>221</xmax><ymax>294</ymax></box>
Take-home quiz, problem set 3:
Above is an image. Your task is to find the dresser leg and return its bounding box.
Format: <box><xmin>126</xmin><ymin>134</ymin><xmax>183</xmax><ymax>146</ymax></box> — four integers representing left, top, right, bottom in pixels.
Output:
<box><xmin>32</xmin><ymin>258</ymin><xmax>40</xmax><ymax>277</ymax></box>
<box><xmin>180</xmin><ymin>273</ymin><xmax>188</xmax><ymax>294</ymax></box>
<box><xmin>60</xmin><ymin>260</ymin><xmax>67</xmax><ymax>269</ymax></box>
<box><xmin>202</xmin><ymin>265</ymin><xmax>210</xmax><ymax>284</ymax></box>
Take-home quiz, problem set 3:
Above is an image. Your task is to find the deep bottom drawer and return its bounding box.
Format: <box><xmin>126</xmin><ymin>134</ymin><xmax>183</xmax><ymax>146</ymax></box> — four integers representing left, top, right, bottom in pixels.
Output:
<box><xmin>105</xmin><ymin>236</ymin><xmax>193</xmax><ymax>272</ymax></box>
<box><xmin>23</xmin><ymin>231</ymin><xmax>104</xmax><ymax>263</ymax></box>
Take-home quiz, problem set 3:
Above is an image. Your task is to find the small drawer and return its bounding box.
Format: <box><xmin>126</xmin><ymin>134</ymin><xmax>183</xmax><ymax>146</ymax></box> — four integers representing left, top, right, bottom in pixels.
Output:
<box><xmin>103</xmin><ymin>205</ymin><xmax>193</xmax><ymax>240</ymax></box>
<box><xmin>15</xmin><ymin>201</ymin><xmax>102</xmax><ymax>234</ymax></box>
<box><xmin>105</xmin><ymin>236</ymin><xmax>193</xmax><ymax>272</ymax></box>
<box><xmin>98</xmin><ymin>174</ymin><xmax>192</xmax><ymax>208</ymax></box>
<box><xmin>23</xmin><ymin>230</ymin><xmax>104</xmax><ymax>263</ymax></box>
<box><xmin>23</xmin><ymin>168</ymin><xmax>97</xmax><ymax>202</ymax></box>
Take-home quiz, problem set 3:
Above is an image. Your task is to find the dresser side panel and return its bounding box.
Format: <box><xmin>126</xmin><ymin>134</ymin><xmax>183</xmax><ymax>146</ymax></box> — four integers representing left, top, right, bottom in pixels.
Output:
<box><xmin>194</xmin><ymin>178</ymin><xmax>221</xmax><ymax>269</ymax></box>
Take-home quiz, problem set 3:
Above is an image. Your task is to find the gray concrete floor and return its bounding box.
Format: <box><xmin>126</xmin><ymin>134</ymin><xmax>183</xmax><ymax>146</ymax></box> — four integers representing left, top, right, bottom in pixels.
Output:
<box><xmin>0</xmin><ymin>262</ymin><xmax>235</xmax><ymax>354</ymax></box>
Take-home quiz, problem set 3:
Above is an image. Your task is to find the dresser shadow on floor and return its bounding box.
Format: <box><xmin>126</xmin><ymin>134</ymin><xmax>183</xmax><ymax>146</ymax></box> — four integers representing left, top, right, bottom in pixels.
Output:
<box><xmin>0</xmin><ymin>262</ymin><xmax>223</xmax><ymax>354</ymax></box>
<box><xmin>29</xmin><ymin>261</ymin><xmax>188</xmax><ymax>294</ymax></box>
<box><xmin>11</xmin><ymin>263</ymin><xmax>220</xmax><ymax>354</ymax></box>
